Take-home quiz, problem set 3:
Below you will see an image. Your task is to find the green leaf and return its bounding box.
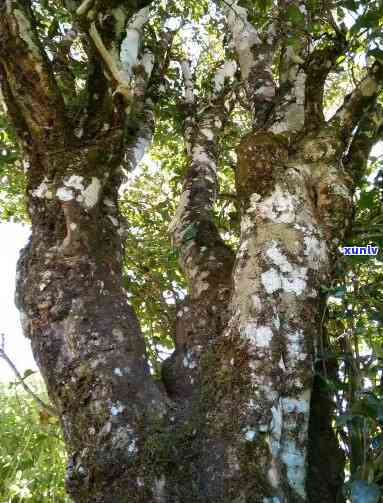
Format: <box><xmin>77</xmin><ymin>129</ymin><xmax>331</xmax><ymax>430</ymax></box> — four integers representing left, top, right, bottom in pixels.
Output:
<box><xmin>285</xmin><ymin>4</ymin><xmax>305</xmax><ymax>24</ymax></box>
<box><xmin>367</xmin><ymin>48</ymin><xmax>383</xmax><ymax>62</ymax></box>
<box><xmin>358</xmin><ymin>190</ymin><xmax>376</xmax><ymax>210</ymax></box>
<box><xmin>342</xmin><ymin>0</ymin><xmax>359</xmax><ymax>12</ymax></box>
<box><xmin>22</xmin><ymin>369</ymin><xmax>36</xmax><ymax>380</ymax></box>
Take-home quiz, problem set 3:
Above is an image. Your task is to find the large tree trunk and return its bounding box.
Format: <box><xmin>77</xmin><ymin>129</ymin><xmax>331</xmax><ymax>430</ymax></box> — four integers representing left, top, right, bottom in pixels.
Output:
<box><xmin>15</xmin><ymin>126</ymin><xmax>348</xmax><ymax>503</ymax></box>
<box><xmin>15</xmin><ymin>138</ymin><xmax>169</xmax><ymax>501</ymax></box>
<box><xmin>2</xmin><ymin>0</ymin><xmax>383</xmax><ymax>500</ymax></box>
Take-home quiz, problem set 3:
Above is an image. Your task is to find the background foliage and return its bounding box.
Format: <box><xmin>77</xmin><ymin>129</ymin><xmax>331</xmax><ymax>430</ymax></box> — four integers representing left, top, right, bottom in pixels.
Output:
<box><xmin>0</xmin><ymin>378</ymin><xmax>68</xmax><ymax>502</ymax></box>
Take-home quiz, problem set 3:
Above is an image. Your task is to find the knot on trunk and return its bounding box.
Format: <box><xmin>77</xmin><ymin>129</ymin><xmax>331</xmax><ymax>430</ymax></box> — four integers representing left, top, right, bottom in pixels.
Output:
<box><xmin>236</xmin><ymin>130</ymin><xmax>289</xmax><ymax>205</ymax></box>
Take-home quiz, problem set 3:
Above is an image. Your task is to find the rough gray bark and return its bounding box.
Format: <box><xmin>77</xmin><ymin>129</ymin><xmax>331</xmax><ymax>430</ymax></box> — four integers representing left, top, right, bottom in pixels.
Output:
<box><xmin>1</xmin><ymin>0</ymin><xmax>383</xmax><ymax>501</ymax></box>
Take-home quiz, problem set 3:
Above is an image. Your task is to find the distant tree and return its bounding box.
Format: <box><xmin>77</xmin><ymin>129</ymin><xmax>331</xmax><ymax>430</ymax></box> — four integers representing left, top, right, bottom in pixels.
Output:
<box><xmin>0</xmin><ymin>0</ymin><xmax>382</xmax><ymax>501</ymax></box>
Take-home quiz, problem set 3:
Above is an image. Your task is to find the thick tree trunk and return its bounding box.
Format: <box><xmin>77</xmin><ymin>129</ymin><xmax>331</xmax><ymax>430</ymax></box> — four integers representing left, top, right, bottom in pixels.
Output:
<box><xmin>15</xmin><ymin>139</ymin><xmax>170</xmax><ymax>502</ymax></box>
<box><xmin>14</xmin><ymin>129</ymin><xmax>349</xmax><ymax>503</ymax></box>
<box><xmin>3</xmin><ymin>0</ymin><xmax>382</xmax><ymax>500</ymax></box>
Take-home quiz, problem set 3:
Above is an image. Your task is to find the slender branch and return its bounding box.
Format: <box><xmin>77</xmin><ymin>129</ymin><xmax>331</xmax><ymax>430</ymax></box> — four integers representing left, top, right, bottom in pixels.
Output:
<box><xmin>343</xmin><ymin>103</ymin><xmax>383</xmax><ymax>182</ymax></box>
<box><xmin>0</xmin><ymin>334</ymin><xmax>57</xmax><ymax>416</ymax></box>
<box><xmin>304</xmin><ymin>35</ymin><xmax>347</xmax><ymax>130</ymax></box>
<box><xmin>76</xmin><ymin>0</ymin><xmax>94</xmax><ymax>16</ymax></box>
<box><xmin>121</xmin><ymin>27</ymin><xmax>176</xmax><ymax>172</ymax></box>
<box><xmin>180</xmin><ymin>59</ymin><xmax>195</xmax><ymax>105</ymax></box>
<box><xmin>89</xmin><ymin>22</ymin><xmax>131</xmax><ymax>99</ymax></box>
<box><xmin>330</xmin><ymin>61</ymin><xmax>383</xmax><ymax>142</ymax></box>
<box><xmin>220</xmin><ymin>0</ymin><xmax>278</xmax><ymax>125</ymax></box>
<box><xmin>170</xmin><ymin>63</ymin><xmax>235</xmax><ymax>300</ymax></box>
<box><xmin>271</xmin><ymin>0</ymin><xmax>311</xmax><ymax>133</ymax></box>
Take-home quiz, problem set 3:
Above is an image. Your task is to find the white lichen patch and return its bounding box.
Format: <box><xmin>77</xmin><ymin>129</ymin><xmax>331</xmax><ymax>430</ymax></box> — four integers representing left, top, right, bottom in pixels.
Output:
<box><xmin>83</xmin><ymin>177</ymin><xmax>101</xmax><ymax>208</ymax></box>
<box><xmin>280</xmin><ymin>439</ymin><xmax>306</xmax><ymax>499</ymax></box>
<box><xmin>267</xmin><ymin>458</ymin><xmax>280</xmax><ymax>490</ymax></box>
<box><xmin>128</xmin><ymin>437</ymin><xmax>138</xmax><ymax>454</ymax></box>
<box><xmin>201</xmin><ymin>128</ymin><xmax>214</xmax><ymax>141</ymax></box>
<box><xmin>227</xmin><ymin>446</ymin><xmax>240</xmax><ymax>473</ymax></box>
<box><xmin>214</xmin><ymin>118</ymin><xmax>222</xmax><ymax>128</ymax></box>
<box><xmin>281</xmin><ymin>267</ymin><xmax>307</xmax><ymax>295</ymax></box>
<box><xmin>108</xmin><ymin>215</ymin><xmax>119</xmax><ymax>227</ymax></box>
<box><xmin>56</xmin><ymin>186</ymin><xmax>74</xmax><ymax>202</ymax></box>
<box><xmin>243</xmin><ymin>324</ymin><xmax>273</xmax><ymax>348</ymax></box>
<box><xmin>192</xmin><ymin>144</ymin><xmax>216</xmax><ymax>169</ymax></box>
<box><xmin>303</xmin><ymin>236</ymin><xmax>327</xmax><ymax>269</ymax></box>
<box><xmin>240</xmin><ymin>213</ymin><xmax>255</xmax><ymax>234</ymax></box>
<box><xmin>141</xmin><ymin>51</ymin><xmax>154</xmax><ymax>77</ymax></box>
<box><xmin>32</xmin><ymin>178</ymin><xmax>50</xmax><ymax>198</ymax></box>
<box><xmin>270</xmin><ymin>400</ymin><xmax>283</xmax><ymax>454</ymax></box>
<box><xmin>286</xmin><ymin>330</ymin><xmax>307</xmax><ymax>361</ymax></box>
<box><xmin>153</xmin><ymin>475</ymin><xmax>166</xmax><ymax>502</ymax></box>
<box><xmin>112</xmin><ymin>327</ymin><xmax>124</xmax><ymax>341</ymax></box>
<box><xmin>244</xmin><ymin>429</ymin><xmax>257</xmax><ymax>442</ymax></box>
<box><xmin>254</xmin><ymin>84</ymin><xmax>275</xmax><ymax>98</ymax></box>
<box><xmin>214</xmin><ymin>59</ymin><xmax>238</xmax><ymax>91</ymax></box>
<box><xmin>273</xmin><ymin>313</ymin><xmax>280</xmax><ymax>330</ymax></box>
<box><xmin>266</xmin><ymin>242</ymin><xmax>293</xmax><ymax>273</ymax></box>
<box><xmin>64</xmin><ymin>175</ymin><xmax>84</xmax><ymax>191</ymax></box>
<box><xmin>262</xmin><ymin>263</ymin><xmax>307</xmax><ymax>296</ymax></box>
<box><xmin>114</xmin><ymin>367</ymin><xmax>123</xmax><ymax>376</ymax></box>
<box><xmin>255</xmin><ymin>186</ymin><xmax>297</xmax><ymax>224</ymax></box>
<box><xmin>282</xmin><ymin>392</ymin><xmax>310</xmax><ymax>415</ymax></box>
<box><xmin>110</xmin><ymin>401</ymin><xmax>125</xmax><ymax>416</ymax></box>
<box><xmin>183</xmin><ymin>351</ymin><xmax>197</xmax><ymax>369</ymax></box>
<box><xmin>261</xmin><ymin>268</ymin><xmax>282</xmax><ymax>294</ymax></box>
<box><xmin>69</xmin><ymin>222</ymin><xmax>77</xmax><ymax>231</ymax></box>
<box><xmin>194</xmin><ymin>272</ymin><xmax>210</xmax><ymax>298</ymax></box>
<box><xmin>104</xmin><ymin>198</ymin><xmax>115</xmax><ymax>207</ymax></box>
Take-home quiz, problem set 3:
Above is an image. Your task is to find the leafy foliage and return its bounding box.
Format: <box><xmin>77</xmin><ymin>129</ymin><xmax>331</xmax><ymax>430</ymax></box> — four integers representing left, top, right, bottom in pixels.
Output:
<box><xmin>0</xmin><ymin>379</ymin><xmax>68</xmax><ymax>501</ymax></box>
<box><xmin>0</xmin><ymin>114</ymin><xmax>27</xmax><ymax>222</ymax></box>
<box><xmin>323</xmin><ymin>156</ymin><xmax>383</xmax><ymax>497</ymax></box>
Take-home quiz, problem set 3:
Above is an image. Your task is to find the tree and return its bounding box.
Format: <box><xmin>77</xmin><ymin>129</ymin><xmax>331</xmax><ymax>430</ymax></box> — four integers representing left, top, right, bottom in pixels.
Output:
<box><xmin>0</xmin><ymin>0</ymin><xmax>382</xmax><ymax>501</ymax></box>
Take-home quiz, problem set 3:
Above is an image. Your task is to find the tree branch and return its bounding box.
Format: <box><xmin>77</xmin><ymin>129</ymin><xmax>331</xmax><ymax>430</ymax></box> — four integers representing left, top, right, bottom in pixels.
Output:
<box><xmin>221</xmin><ymin>0</ymin><xmax>278</xmax><ymax>126</ymax></box>
<box><xmin>170</xmin><ymin>61</ymin><xmax>235</xmax><ymax>300</ymax></box>
<box><xmin>270</xmin><ymin>0</ymin><xmax>311</xmax><ymax>133</ymax></box>
<box><xmin>121</xmin><ymin>27</ymin><xmax>176</xmax><ymax>173</ymax></box>
<box><xmin>343</xmin><ymin>103</ymin><xmax>383</xmax><ymax>183</ymax></box>
<box><xmin>0</xmin><ymin>0</ymin><xmax>67</xmax><ymax>147</ymax></box>
<box><xmin>330</xmin><ymin>61</ymin><xmax>383</xmax><ymax>142</ymax></box>
<box><xmin>304</xmin><ymin>35</ymin><xmax>347</xmax><ymax>130</ymax></box>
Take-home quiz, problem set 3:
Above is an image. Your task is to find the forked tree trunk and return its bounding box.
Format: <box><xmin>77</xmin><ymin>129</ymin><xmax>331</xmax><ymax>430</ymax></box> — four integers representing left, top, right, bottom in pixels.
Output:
<box><xmin>2</xmin><ymin>0</ymin><xmax>382</xmax><ymax>501</ymax></box>
<box><xmin>14</xmin><ymin>126</ymin><xmax>349</xmax><ymax>503</ymax></box>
